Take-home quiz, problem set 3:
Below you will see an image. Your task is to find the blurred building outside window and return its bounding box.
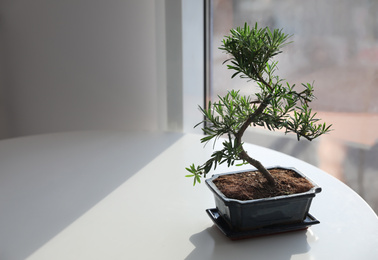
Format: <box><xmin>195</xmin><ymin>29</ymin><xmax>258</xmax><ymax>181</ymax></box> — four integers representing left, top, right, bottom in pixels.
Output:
<box><xmin>209</xmin><ymin>0</ymin><xmax>378</xmax><ymax>213</ymax></box>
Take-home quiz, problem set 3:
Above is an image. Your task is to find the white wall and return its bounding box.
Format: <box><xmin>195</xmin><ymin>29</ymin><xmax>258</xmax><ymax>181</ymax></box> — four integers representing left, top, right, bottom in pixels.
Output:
<box><xmin>0</xmin><ymin>0</ymin><xmax>160</xmax><ymax>137</ymax></box>
<box><xmin>164</xmin><ymin>0</ymin><xmax>204</xmax><ymax>133</ymax></box>
<box><xmin>0</xmin><ymin>0</ymin><xmax>204</xmax><ymax>138</ymax></box>
<box><xmin>182</xmin><ymin>0</ymin><xmax>205</xmax><ymax>134</ymax></box>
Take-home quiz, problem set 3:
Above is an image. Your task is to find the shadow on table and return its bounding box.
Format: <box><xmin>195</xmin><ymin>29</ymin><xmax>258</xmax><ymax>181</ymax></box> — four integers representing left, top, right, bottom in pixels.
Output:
<box><xmin>186</xmin><ymin>226</ymin><xmax>311</xmax><ymax>260</ymax></box>
<box><xmin>0</xmin><ymin>131</ymin><xmax>183</xmax><ymax>260</ymax></box>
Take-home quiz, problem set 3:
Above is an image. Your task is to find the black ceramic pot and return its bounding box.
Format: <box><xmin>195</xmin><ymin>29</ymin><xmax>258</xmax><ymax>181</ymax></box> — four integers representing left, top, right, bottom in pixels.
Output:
<box><xmin>205</xmin><ymin>166</ymin><xmax>322</xmax><ymax>231</ymax></box>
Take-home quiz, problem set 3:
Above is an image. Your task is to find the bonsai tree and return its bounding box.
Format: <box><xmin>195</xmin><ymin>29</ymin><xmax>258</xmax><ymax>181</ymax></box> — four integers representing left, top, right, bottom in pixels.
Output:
<box><xmin>186</xmin><ymin>23</ymin><xmax>332</xmax><ymax>186</ymax></box>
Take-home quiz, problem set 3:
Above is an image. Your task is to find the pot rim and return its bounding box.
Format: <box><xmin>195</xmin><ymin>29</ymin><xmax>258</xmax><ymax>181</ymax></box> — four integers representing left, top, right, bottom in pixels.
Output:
<box><xmin>205</xmin><ymin>166</ymin><xmax>322</xmax><ymax>205</ymax></box>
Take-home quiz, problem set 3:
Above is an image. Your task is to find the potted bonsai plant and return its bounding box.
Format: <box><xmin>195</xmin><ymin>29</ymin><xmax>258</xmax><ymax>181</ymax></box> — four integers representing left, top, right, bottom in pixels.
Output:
<box><xmin>186</xmin><ymin>23</ymin><xmax>332</xmax><ymax>238</ymax></box>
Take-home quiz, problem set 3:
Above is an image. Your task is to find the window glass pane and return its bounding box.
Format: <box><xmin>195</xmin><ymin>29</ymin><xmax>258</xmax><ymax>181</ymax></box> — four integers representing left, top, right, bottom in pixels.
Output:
<box><xmin>211</xmin><ymin>0</ymin><xmax>378</xmax><ymax>213</ymax></box>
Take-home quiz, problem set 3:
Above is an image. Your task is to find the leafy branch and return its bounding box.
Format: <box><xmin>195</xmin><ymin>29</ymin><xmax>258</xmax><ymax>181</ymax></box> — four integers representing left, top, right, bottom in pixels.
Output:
<box><xmin>186</xmin><ymin>23</ymin><xmax>332</xmax><ymax>186</ymax></box>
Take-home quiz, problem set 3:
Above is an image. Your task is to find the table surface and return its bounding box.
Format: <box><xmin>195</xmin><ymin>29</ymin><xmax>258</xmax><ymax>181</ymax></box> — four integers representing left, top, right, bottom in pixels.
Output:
<box><xmin>0</xmin><ymin>131</ymin><xmax>377</xmax><ymax>260</ymax></box>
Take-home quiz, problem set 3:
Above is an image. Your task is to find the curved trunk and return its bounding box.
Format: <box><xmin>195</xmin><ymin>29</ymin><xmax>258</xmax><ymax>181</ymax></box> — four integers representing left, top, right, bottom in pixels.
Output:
<box><xmin>239</xmin><ymin>149</ymin><xmax>276</xmax><ymax>185</ymax></box>
<box><xmin>235</xmin><ymin>95</ymin><xmax>276</xmax><ymax>186</ymax></box>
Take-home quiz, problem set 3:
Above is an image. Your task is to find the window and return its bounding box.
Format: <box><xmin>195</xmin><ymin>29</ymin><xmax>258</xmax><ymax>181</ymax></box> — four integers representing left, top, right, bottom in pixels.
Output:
<box><xmin>208</xmin><ymin>0</ymin><xmax>378</xmax><ymax>213</ymax></box>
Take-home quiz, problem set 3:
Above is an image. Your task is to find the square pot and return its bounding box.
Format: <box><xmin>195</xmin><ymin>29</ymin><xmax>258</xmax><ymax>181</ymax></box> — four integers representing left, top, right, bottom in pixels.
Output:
<box><xmin>205</xmin><ymin>166</ymin><xmax>322</xmax><ymax>231</ymax></box>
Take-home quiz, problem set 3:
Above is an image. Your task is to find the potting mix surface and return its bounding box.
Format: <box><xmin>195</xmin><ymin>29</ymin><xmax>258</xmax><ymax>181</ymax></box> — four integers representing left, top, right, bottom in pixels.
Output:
<box><xmin>213</xmin><ymin>168</ymin><xmax>314</xmax><ymax>200</ymax></box>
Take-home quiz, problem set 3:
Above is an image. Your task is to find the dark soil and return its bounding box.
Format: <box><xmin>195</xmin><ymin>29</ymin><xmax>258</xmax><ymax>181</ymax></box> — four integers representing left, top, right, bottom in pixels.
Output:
<box><xmin>213</xmin><ymin>168</ymin><xmax>314</xmax><ymax>200</ymax></box>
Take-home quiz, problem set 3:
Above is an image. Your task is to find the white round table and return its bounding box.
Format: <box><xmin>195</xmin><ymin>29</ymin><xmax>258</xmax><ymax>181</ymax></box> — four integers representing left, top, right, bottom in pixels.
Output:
<box><xmin>0</xmin><ymin>131</ymin><xmax>377</xmax><ymax>260</ymax></box>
